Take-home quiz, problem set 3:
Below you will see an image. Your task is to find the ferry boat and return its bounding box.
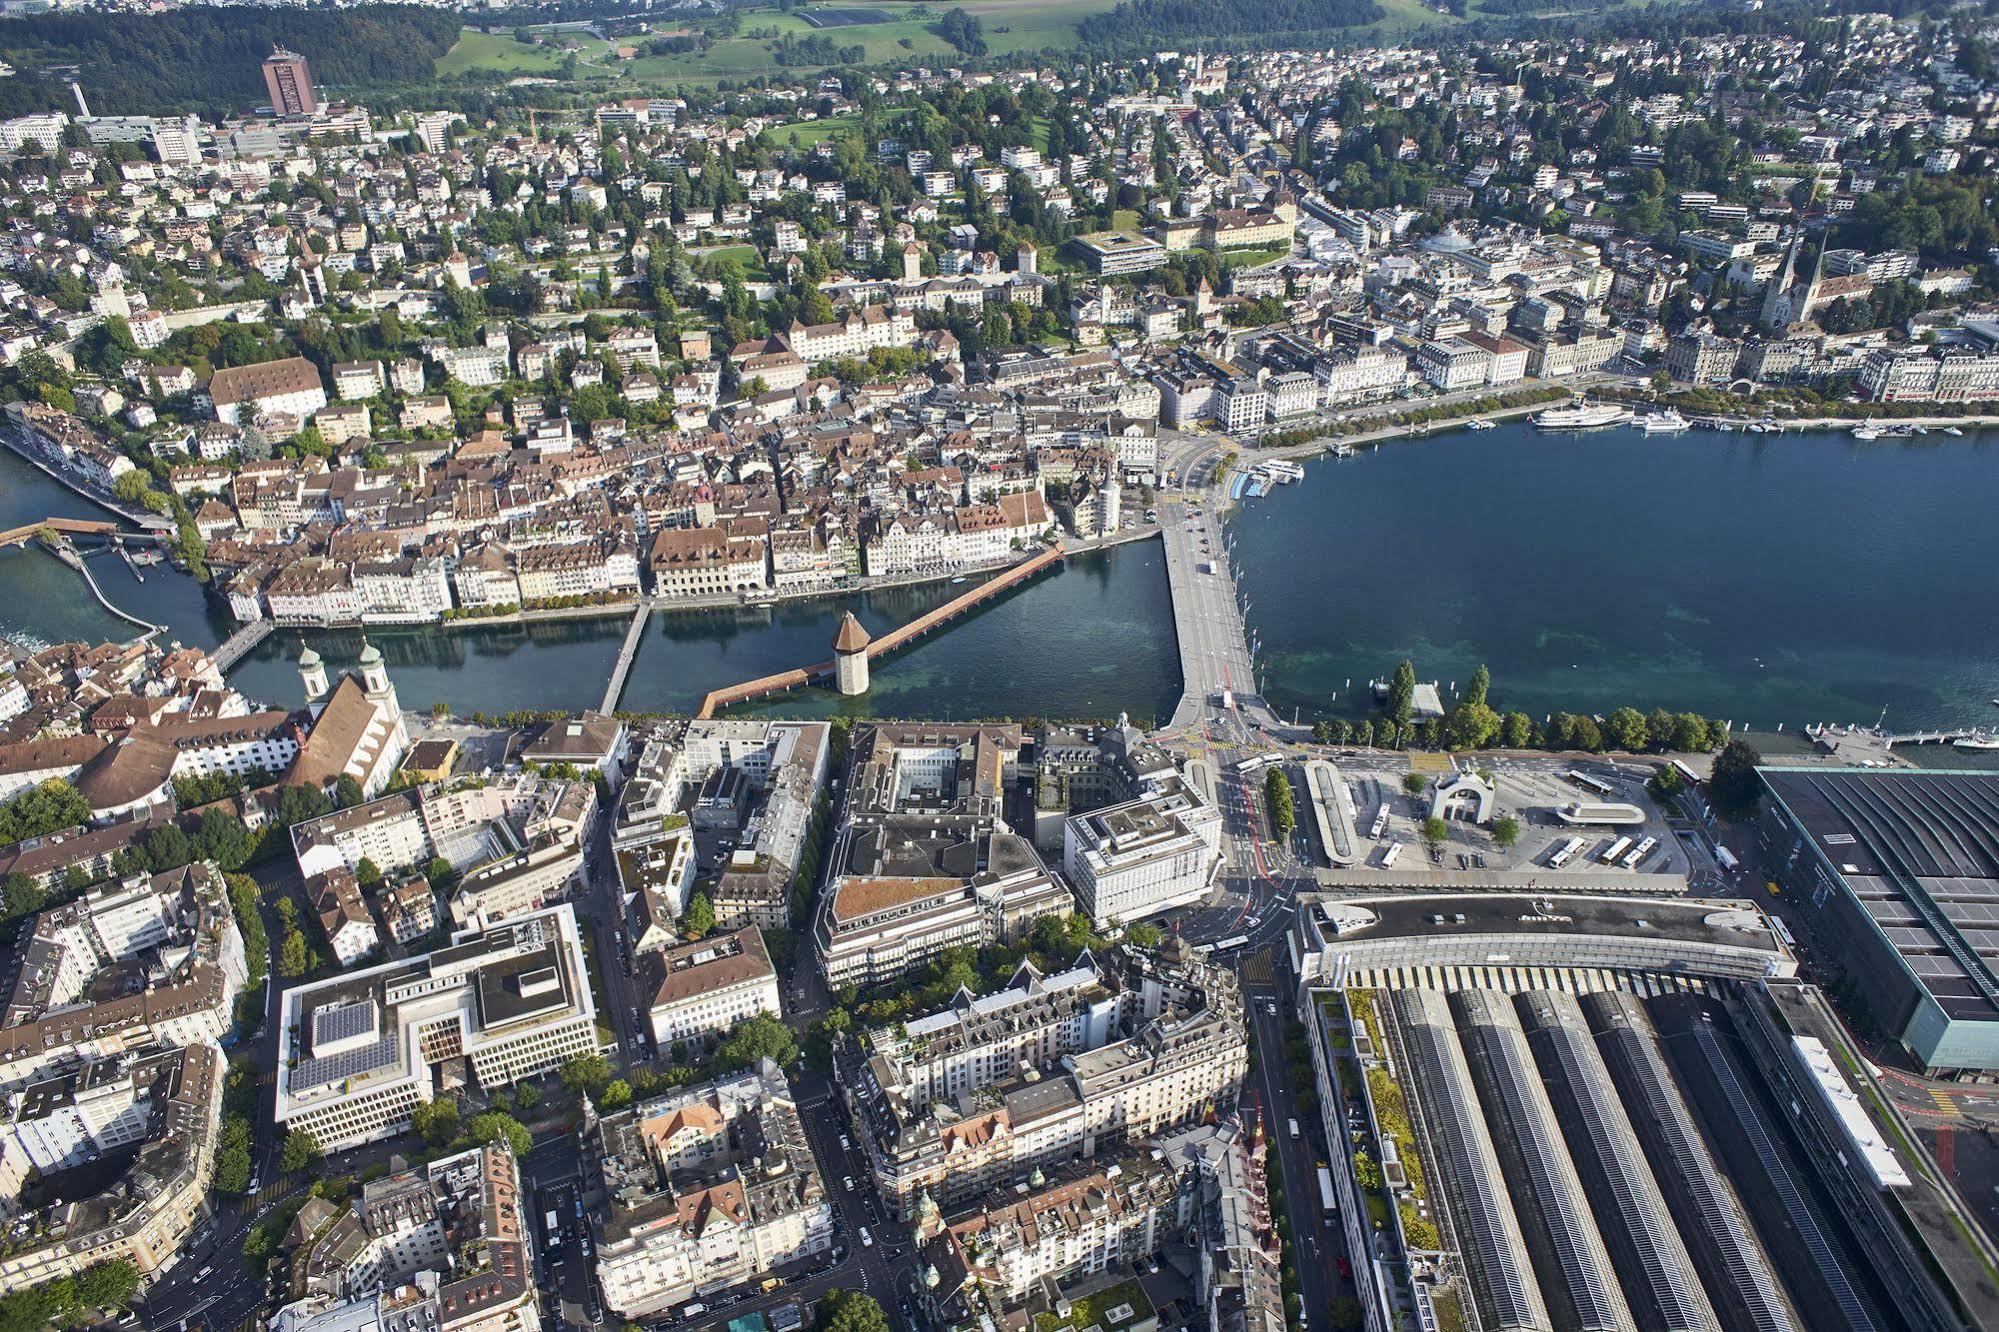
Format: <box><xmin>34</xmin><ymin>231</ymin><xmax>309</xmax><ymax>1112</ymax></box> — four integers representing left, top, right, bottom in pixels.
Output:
<box><xmin>1957</xmin><ymin>731</ymin><xmax>1999</xmax><ymax>752</ymax></box>
<box><xmin>1533</xmin><ymin>398</ymin><xmax>1631</xmax><ymax>430</ymax></box>
<box><xmin>1638</xmin><ymin>409</ymin><xmax>1691</xmax><ymax>434</ymax></box>
<box><xmin>1325</xmin><ymin>443</ymin><xmax>1356</xmax><ymax>459</ymax></box>
<box><xmin>1261</xmin><ymin>459</ymin><xmax>1304</xmax><ymax>483</ymax></box>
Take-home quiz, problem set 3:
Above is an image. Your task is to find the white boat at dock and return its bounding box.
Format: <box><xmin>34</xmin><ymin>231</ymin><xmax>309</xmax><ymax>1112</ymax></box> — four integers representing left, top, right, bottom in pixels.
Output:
<box><xmin>1466</xmin><ymin>418</ymin><xmax>1496</xmax><ymax>430</ymax></box>
<box><xmin>1851</xmin><ymin>422</ymin><xmax>1885</xmax><ymax>440</ymax></box>
<box><xmin>1533</xmin><ymin>397</ymin><xmax>1632</xmax><ymax>430</ymax></box>
<box><xmin>1638</xmin><ymin>409</ymin><xmax>1691</xmax><ymax>433</ymax></box>
<box><xmin>1957</xmin><ymin>731</ymin><xmax>1999</xmax><ymax>752</ymax></box>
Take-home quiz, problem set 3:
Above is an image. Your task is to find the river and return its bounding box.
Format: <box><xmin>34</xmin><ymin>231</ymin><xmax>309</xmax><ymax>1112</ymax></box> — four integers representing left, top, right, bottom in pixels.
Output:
<box><xmin>4</xmin><ymin>427</ymin><xmax>1997</xmax><ymax>742</ymax></box>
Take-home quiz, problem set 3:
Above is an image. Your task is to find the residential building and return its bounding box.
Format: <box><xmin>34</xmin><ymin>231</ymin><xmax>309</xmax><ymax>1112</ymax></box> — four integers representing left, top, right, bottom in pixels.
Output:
<box><xmin>639</xmin><ymin>925</ymin><xmax>782</xmax><ymax>1051</ymax></box>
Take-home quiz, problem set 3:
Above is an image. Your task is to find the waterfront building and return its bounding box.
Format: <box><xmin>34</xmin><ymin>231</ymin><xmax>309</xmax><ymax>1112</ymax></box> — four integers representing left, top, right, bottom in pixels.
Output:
<box><xmin>638</xmin><ymin>925</ymin><xmax>781</xmax><ymax>1050</ymax></box>
<box><xmin>274</xmin><ymin>905</ymin><xmax>599</xmax><ymax>1150</ymax></box>
<box><xmin>677</xmin><ymin>720</ymin><xmax>828</xmax><ymax>931</ymax></box>
<box><xmin>592</xmin><ymin>1062</ymin><xmax>833</xmax><ymax>1318</ymax></box>
<box><xmin>285</xmin><ymin>639</ymin><xmax>410</xmax><ymax>800</ymax></box>
<box><xmin>1757</xmin><ymin>768</ymin><xmax>1999</xmax><ymax>1075</ymax></box>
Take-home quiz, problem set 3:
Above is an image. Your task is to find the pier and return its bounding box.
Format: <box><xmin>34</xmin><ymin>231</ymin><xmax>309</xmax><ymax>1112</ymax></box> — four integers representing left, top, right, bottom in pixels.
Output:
<box><xmin>690</xmin><ymin>544</ymin><xmax>1067</xmax><ymax>718</ymax></box>
<box><xmin>211</xmin><ymin>620</ymin><xmax>276</xmax><ymax>672</ymax></box>
<box><xmin>1883</xmin><ymin>727</ymin><xmax>1994</xmax><ymax>748</ymax></box>
<box><xmin>600</xmin><ymin>601</ymin><xmax>655</xmax><ymax>713</ymax></box>
<box><xmin>0</xmin><ymin>517</ymin><xmax>163</xmax><ymax>548</ymax></box>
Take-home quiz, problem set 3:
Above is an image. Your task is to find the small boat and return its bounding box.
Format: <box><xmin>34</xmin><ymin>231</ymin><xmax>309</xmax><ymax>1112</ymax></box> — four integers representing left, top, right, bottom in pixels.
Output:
<box><xmin>950</xmin><ymin>576</ymin><xmax>967</xmax><ymax>584</ymax></box>
<box><xmin>1466</xmin><ymin>418</ymin><xmax>1496</xmax><ymax>430</ymax></box>
<box><xmin>1943</xmin><ymin>426</ymin><xmax>1964</xmax><ymax>436</ymax></box>
<box><xmin>1851</xmin><ymin>423</ymin><xmax>1885</xmax><ymax>441</ymax></box>
<box><xmin>1957</xmin><ymin>733</ymin><xmax>1999</xmax><ymax>752</ymax></box>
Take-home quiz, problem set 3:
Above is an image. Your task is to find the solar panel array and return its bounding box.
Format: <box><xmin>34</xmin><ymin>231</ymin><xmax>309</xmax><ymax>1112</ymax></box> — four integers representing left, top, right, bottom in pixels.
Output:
<box><xmin>1522</xmin><ymin>992</ymin><xmax>1722</xmax><ymax>1332</ymax></box>
<box><xmin>1587</xmin><ymin>992</ymin><xmax>1799</xmax><ymax>1332</ymax></box>
<box><xmin>1395</xmin><ymin>987</ymin><xmax>1551</xmax><ymax>1332</ymax></box>
<box><xmin>1455</xmin><ymin>989</ymin><xmax>1633</xmax><ymax>1332</ymax></box>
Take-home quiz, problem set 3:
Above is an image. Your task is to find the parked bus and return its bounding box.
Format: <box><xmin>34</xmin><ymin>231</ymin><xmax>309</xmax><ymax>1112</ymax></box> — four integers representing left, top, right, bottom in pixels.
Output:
<box><xmin>1317</xmin><ymin>1166</ymin><xmax>1339</xmax><ymax>1216</ymax></box>
<box><xmin>1237</xmin><ymin>753</ymin><xmax>1281</xmax><ymax>775</ymax></box>
<box><xmin>544</xmin><ymin>1210</ymin><xmax>561</xmax><ymax>1249</ymax></box>
<box><xmin>1288</xmin><ymin>1118</ymin><xmax>1301</xmax><ymax>1139</ymax></box>
<box><xmin>1380</xmin><ymin>842</ymin><xmax>1403</xmax><ymax>869</ymax></box>
<box><xmin>1771</xmin><ymin>916</ymin><xmax>1797</xmax><ymax>948</ymax></box>
<box><xmin>1548</xmin><ymin>836</ymin><xmax>1587</xmax><ymax>868</ymax></box>
<box><xmin>1670</xmin><ymin>758</ymin><xmax>1702</xmax><ymax>787</ymax></box>
<box><xmin>1566</xmin><ymin>769</ymin><xmax>1617</xmax><ymax>799</ymax></box>
<box><xmin>1599</xmin><ymin>836</ymin><xmax>1634</xmax><ymax>865</ymax></box>
<box><xmin>1213</xmin><ymin>933</ymin><xmax>1251</xmax><ymax>953</ymax></box>
<box><xmin>1369</xmin><ymin>804</ymin><xmax>1390</xmax><ymax>839</ymax></box>
<box><xmin>1621</xmin><ymin>836</ymin><xmax>1659</xmax><ymax>869</ymax></box>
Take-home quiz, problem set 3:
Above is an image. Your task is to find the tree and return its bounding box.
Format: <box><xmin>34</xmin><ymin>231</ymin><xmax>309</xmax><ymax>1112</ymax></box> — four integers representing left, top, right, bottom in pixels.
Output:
<box><xmin>1443</xmin><ymin>701</ymin><xmax>1501</xmax><ymax>752</ymax></box>
<box><xmin>715</xmin><ymin>1012</ymin><xmax>800</xmax><ymax>1072</ymax></box>
<box><xmin>412</xmin><ymin>1096</ymin><xmax>461</xmax><ymax>1147</ymax></box>
<box><xmin>145</xmin><ymin>823</ymin><xmax>191</xmax><ymax>872</ymax></box>
<box><xmin>2</xmin><ymin>870</ymin><xmax>47</xmax><ymax>940</ymax></box>
<box><xmin>514</xmin><ymin>1081</ymin><xmax>542</xmax><ymax>1113</ymax></box>
<box><xmin>1125</xmin><ymin>921</ymin><xmax>1163</xmax><ymax>948</ymax></box>
<box><xmin>599</xmin><ymin>1079</ymin><xmax>633</xmax><ymax>1111</ymax></box>
<box><xmin>280</xmin><ymin>1127</ymin><xmax>323</xmax><ymax>1173</ymax></box>
<box><xmin>682</xmin><ymin>890</ymin><xmax>716</xmax><ymax>939</ymax></box>
<box><xmin>1264</xmin><ymin>768</ymin><xmax>1296</xmax><ymax>839</ymax></box>
<box><xmin>1605</xmin><ymin>707</ymin><xmax>1650</xmax><ymax>753</ymax></box>
<box><xmin>1707</xmin><ymin>740</ymin><xmax>1764</xmax><ymax>819</ymax></box>
<box><xmin>1671</xmin><ymin>712</ymin><xmax>1714</xmax><ymax>753</ymax></box>
<box><xmin>1401</xmin><ymin>772</ymin><xmax>1427</xmax><ymax>795</ymax></box>
<box><xmin>279</xmin><ymin>928</ymin><xmax>308</xmax><ymax>977</ymax></box>
<box><xmin>72</xmin><ymin>1260</ymin><xmax>141</xmax><ymax>1312</ymax></box>
<box><xmin>355</xmin><ymin>857</ymin><xmax>383</xmax><ymax>888</ymax></box>
<box><xmin>333</xmin><ymin>774</ymin><xmax>365</xmax><ymax>809</ymax></box>
<box><xmin>560</xmin><ymin>1052</ymin><xmax>613</xmax><ymax>1098</ymax></box>
<box><xmin>1420</xmin><ymin>817</ymin><xmax>1451</xmax><ymax>848</ymax></box>
<box><xmin>1386</xmin><ymin>659</ymin><xmax>1417</xmax><ymax>726</ymax></box>
<box><xmin>112</xmin><ymin>470</ymin><xmax>153</xmax><ymax>504</ymax></box>
<box><xmin>1464</xmin><ymin>663</ymin><xmax>1490</xmax><ymax>708</ymax></box>
<box><xmin>466</xmin><ymin>1111</ymin><xmax>532</xmax><ymax>1159</ymax></box>
<box><xmin>819</xmin><ymin>1290</ymin><xmax>893</xmax><ymax>1332</ymax></box>
<box><xmin>1490</xmin><ymin>816</ymin><xmax>1521</xmax><ymax>849</ymax></box>
<box><xmin>1502</xmin><ymin>712</ymin><xmax>1533</xmax><ymax>749</ymax></box>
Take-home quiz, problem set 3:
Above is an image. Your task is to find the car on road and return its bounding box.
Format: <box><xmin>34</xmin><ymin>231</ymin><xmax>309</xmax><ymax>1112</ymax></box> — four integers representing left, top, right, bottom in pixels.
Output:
<box><xmin>859</xmin><ymin>1226</ymin><xmax>874</xmax><ymax>1247</ymax></box>
<box><xmin>839</xmin><ymin>1134</ymin><xmax>850</xmax><ymax>1151</ymax></box>
<box><xmin>843</xmin><ymin>1175</ymin><xmax>854</xmax><ymax>1192</ymax></box>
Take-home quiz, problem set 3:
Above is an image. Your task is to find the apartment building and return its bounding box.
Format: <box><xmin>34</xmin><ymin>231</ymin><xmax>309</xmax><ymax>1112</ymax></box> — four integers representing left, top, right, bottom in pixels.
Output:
<box><xmin>593</xmin><ymin>1063</ymin><xmax>834</xmax><ymax>1318</ymax></box>
<box><xmin>447</xmin><ymin>834</ymin><xmax>583</xmax><ymax>929</ymax></box>
<box><xmin>0</xmin><ymin>865</ymin><xmax>247</xmax><ymax>1093</ymax></box>
<box><xmin>837</xmin><ymin>949</ymin><xmax>1247</xmax><ymax>1216</ymax></box>
<box><xmin>275</xmin><ymin>906</ymin><xmax>599</xmax><ymax>1150</ymax></box>
<box><xmin>280</xmin><ymin>1143</ymin><xmax>541</xmax><ymax>1332</ymax></box>
<box><xmin>639</xmin><ymin>925</ymin><xmax>781</xmax><ymax>1050</ymax></box>
<box><xmin>0</xmin><ymin>1042</ymin><xmax>224</xmax><ymax>1290</ymax></box>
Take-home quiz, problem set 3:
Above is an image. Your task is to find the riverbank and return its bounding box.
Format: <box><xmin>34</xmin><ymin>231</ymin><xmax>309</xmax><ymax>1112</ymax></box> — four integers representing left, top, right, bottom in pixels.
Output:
<box><xmin>0</xmin><ymin>435</ymin><xmax>162</xmax><ymax>531</ymax></box>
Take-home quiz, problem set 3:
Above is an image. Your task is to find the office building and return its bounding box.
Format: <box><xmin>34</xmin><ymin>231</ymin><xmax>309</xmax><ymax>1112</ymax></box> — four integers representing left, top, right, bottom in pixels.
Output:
<box><xmin>275</xmin><ymin>905</ymin><xmax>598</xmax><ymax>1150</ymax></box>
<box><xmin>1064</xmin><ymin>773</ymin><xmax>1222</xmax><ymax>925</ymax></box>
<box><xmin>639</xmin><ymin>925</ymin><xmax>781</xmax><ymax>1051</ymax></box>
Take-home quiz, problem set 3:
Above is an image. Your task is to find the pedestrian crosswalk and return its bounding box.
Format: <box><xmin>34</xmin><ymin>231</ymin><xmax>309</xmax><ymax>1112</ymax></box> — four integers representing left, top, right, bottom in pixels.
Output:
<box><xmin>1242</xmin><ymin>951</ymin><xmax>1275</xmax><ymax>985</ymax></box>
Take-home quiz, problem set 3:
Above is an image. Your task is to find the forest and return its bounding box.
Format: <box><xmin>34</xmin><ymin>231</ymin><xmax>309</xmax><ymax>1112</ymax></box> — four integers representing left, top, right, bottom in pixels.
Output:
<box><xmin>1077</xmin><ymin>0</ymin><xmax>1388</xmax><ymax>48</ymax></box>
<box><xmin>0</xmin><ymin>6</ymin><xmax>463</xmax><ymax>118</ymax></box>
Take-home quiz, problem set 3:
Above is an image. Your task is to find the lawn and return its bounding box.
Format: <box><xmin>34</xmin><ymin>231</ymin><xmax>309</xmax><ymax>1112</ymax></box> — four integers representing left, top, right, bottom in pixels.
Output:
<box><xmin>763</xmin><ymin>113</ymin><xmax>863</xmax><ymax>148</ymax></box>
<box><xmin>436</xmin><ymin>26</ymin><xmax>616</xmax><ymax>77</ymax></box>
<box><xmin>696</xmin><ymin>244</ymin><xmax>767</xmax><ymax>278</ymax></box>
<box><xmin>1033</xmin><ymin>1279</ymin><xmax>1156</xmax><ymax>1332</ymax></box>
<box><xmin>1110</xmin><ymin>208</ymin><xmax>1144</xmax><ymax>232</ymax></box>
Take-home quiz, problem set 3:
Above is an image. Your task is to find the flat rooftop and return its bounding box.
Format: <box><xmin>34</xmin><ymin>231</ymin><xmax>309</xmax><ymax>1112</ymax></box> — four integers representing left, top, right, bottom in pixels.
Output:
<box><xmin>1761</xmin><ymin>768</ymin><xmax>1999</xmax><ymax>1023</ymax></box>
<box><xmin>1313</xmin><ymin>892</ymin><xmax>1787</xmax><ymax>954</ymax></box>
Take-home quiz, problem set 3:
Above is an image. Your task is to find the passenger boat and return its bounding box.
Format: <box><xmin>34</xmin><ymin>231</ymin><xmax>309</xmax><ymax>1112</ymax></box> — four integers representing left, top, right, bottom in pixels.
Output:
<box><xmin>1533</xmin><ymin>398</ymin><xmax>1631</xmax><ymax>430</ymax></box>
<box><xmin>1638</xmin><ymin>409</ymin><xmax>1691</xmax><ymax>433</ymax></box>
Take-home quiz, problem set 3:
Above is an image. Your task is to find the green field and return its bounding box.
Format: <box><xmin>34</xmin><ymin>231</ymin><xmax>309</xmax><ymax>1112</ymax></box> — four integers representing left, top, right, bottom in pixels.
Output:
<box><xmin>762</xmin><ymin>113</ymin><xmax>864</xmax><ymax>148</ymax></box>
<box><xmin>436</xmin><ymin>26</ymin><xmax>617</xmax><ymax>77</ymax></box>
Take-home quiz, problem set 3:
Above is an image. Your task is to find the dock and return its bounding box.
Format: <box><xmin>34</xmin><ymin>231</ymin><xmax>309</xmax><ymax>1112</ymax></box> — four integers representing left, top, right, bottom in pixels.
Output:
<box><xmin>600</xmin><ymin>601</ymin><xmax>655</xmax><ymax>713</ymax></box>
<box><xmin>690</xmin><ymin>544</ymin><xmax>1066</xmax><ymax>718</ymax></box>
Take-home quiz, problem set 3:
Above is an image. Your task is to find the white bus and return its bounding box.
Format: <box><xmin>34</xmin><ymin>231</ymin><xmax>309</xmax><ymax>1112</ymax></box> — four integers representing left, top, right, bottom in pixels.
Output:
<box><xmin>1380</xmin><ymin>842</ymin><xmax>1403</xmax><ymax>869</ymax></box>
<box><xmin>1317</xmin><ymin>1167</ymin><xmax>1338</xmax><ymax>1215</ymax></box>
<box><xmin>1621</xmin><ymin>836</ymin><xmax>1658</xmax><ymax>869</ymax></box>
<box><xmin>1213</xmin><ymin>933</ymin><xmax>1251</xmax><ymax>953</ymax></box>
<box><xmin>1548</xmin><ymin>836</ymin><xmax>1587</xmax><ymax>868</ymax></box>
<box><xmin>1566</xmin><ymin>769</ymin><xmax>1617</xmax><ymax>799</ymax></box>
<box><xmin>1599</xmin><ymin>836</ymin><xmax>1634</xmax><ymax>865</ymax></box>
<box><xmin>1771</xmin><ymin>916</ymin><xmax>1796</xmax><ymax>948</ymax></box>
<box><xmin>1369</xmin><ymin>804</ymin><xmax>1390</xmax><ymax>838</ymax></box>
<box><xmin>1238</xmin><ymin>754</ymin><xmax>1281</xmax><ymax>775</ymax></box>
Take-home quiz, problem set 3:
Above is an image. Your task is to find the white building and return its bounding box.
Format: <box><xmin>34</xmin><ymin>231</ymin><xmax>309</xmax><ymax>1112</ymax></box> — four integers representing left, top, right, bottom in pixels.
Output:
<box><xmin>1064</xmin><ymin>773</ymin><xmax>1222</xmax><ymax>925</ymax></box>
<box><xmin>275</xmin><ymin>905</ymin><xmax>599</xmax><ymax>1150</ymax></box>
<box><xmin>639</xmin><ymin>925</ymin><xmax>782</xmax><ymax>1050</ymax></box>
